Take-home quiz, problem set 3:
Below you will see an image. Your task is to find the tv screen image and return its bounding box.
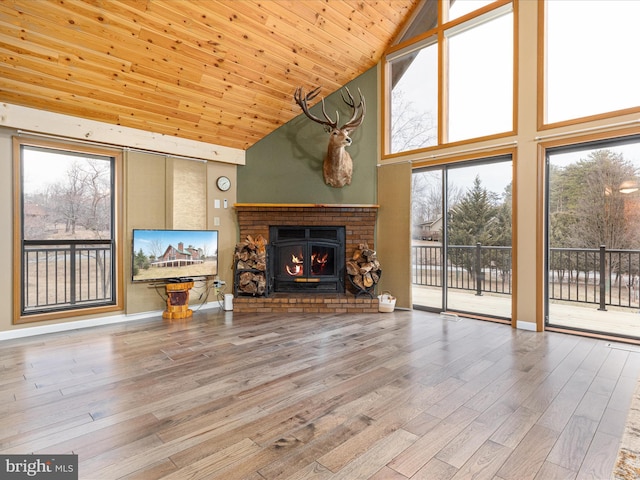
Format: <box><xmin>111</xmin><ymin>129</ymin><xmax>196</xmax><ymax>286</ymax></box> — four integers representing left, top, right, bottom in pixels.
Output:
<box><xmin>132</xmin><ymin>229</ymin><xmax>219</xmax><ymax>283</ymax></box>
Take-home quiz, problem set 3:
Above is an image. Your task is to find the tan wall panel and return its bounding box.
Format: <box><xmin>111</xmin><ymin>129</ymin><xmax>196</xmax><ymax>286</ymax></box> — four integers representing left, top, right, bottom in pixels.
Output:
<box><xmin>170</xmin><ymin>157</ymin><xmax>207</xmax><ymax>229</ymax></box>
<box><xmin>376</xmin><ymin>162</ymin><xmax>412</xmax><ymax>309</ymax></box>
<box><xmin>125</xmin><ymin>151</ymin><xmax>168</xmax><ymax>314</ymax></box>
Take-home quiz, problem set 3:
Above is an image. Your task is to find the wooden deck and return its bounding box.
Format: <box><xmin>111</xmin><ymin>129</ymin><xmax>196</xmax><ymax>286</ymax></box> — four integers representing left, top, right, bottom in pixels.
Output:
<box><xmin>1</xmin><ymin>309</ymin><xmax>639</xmax><ymax>479</ymax></box>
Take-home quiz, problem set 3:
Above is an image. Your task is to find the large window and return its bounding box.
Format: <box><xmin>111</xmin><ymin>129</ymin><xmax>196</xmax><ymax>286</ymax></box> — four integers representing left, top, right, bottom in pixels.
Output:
<box><xmin>446</xmin><ymin>8</ymin><xmax>513</xmax><ymax>143</ymax></box>
<box><xmin>388</xmin><ymin>39</ymin><xmax>439</xmax><ymax>152</ymax></box>
<box><xmin>385</xmin><ymin>0</ymin><xmax>514</xmax><ymax>155</ymax></box>
<box><xmin>543</xmin><ymin>0</ymin><xmax>640</xmax><ymax>126</ymax></box>
<box><xmin>14</xmin><ymin>138</ymin><xmax>122</xmax><ymax>323</ymax></box>
<box><xmin>545</xmin><ymin>133</ymin><xmax>640</xmax><ymax>339</ymax></box>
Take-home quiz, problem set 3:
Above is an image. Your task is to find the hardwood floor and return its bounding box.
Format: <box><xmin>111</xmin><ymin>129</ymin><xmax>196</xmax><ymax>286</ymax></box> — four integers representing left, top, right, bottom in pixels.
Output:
<box><xmin>1</xmin><ymin>309</ymin><xmax>639</xmax><ymax>479</ymax></box>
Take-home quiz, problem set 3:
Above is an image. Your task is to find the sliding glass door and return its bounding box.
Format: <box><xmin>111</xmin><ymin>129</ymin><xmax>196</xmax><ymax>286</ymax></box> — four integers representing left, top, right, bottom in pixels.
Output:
<box><xmin>546</xmin><ymin>135</ymin><xmax>640</xmax><ymax>339</ymax></box>
<box><xmin>412</xmin><ymin>156</ymin><xmax>512</xmax><ymax>320</ymax></box>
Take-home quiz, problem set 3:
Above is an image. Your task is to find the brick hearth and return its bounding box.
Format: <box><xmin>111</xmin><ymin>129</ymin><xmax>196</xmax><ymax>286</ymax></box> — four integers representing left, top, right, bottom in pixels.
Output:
<box><xmin>234</xmin><ymin>204</ymin><xmax>380</xmax><ymax>313</ymax></box>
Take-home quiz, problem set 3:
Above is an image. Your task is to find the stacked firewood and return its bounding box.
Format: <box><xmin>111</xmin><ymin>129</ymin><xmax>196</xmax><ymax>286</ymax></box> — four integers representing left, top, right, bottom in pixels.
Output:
<box><xmin>346</xmin><ymin>242</ymin><xmax>381</xmax><ymax>292</ymax></box>
<box><xmin>234</xmin><ymin>234</ymin><xmax>267</xmax><ymax>296</ymax></box>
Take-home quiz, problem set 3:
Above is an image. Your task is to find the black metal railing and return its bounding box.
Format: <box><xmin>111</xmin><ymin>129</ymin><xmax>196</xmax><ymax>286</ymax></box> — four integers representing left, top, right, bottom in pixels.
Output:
<box><xmin>412</xmin><ymin>243</ymin><xmax>640</xmax><ymax>310</ymax></box>
<box><xmin>23</xmin><ymin>240</ymin><xmax>114</xmax><ymax>314</ymax></box>
<box><xmin>549</xmin><ymin>246</ymin><xmax>640</xmax><ymax>310</ymax></box>
<box><xmin>412</xmin><ymin>243</ymin><xmax>512</xmax><ymax>295</ymax></box>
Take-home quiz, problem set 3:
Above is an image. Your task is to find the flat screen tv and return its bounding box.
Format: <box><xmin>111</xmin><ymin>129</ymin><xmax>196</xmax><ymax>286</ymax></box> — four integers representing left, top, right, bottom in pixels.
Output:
<box><xmin>132</xmin><ymin>229</ymin><xmax>219</xmax><ymax>283</ymax></box>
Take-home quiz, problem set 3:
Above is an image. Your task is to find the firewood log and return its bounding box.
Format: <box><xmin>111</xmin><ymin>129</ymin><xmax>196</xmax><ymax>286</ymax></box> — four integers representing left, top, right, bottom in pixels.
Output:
<box><xmin>363</xmin><ymin>272</ymin><xmax>374</xmax><ymax>287</ymax></box>
<box><xmin>242</xmin><ymin>282</ymin><xmax>258</xmax><ymax>294</ymax></box>
<box><xmin>359</xmin><ymin>262</ymin><xmax>374</xmax><ymax>273</ymax></box>
<box><xmin>255</xmin><ymin>234</ymin><xmax>267</xmax><ymax>254</ymax></box>
<box><xmin>352</xmin><ymin>274</ymin><xmax>365</xmax><ymax>290</ymax></box>
<box><xmin>362</xmin><ymin>249</ymin><xmax>376</xmax><ymax>260</ymax></box>
<box><xmin>346</xmin><ymin>260</ymin><xmax>360</xmax><ymax>276</ymax></box>
<box><xmin>239</xmin><ymin>271</ymin><xmax>254</xmax><ymax>286</ymax></box>
<box><xmin>236</xmin><ymin>260</ymin><xmax>248</xmax><ymax>270</ymax></box>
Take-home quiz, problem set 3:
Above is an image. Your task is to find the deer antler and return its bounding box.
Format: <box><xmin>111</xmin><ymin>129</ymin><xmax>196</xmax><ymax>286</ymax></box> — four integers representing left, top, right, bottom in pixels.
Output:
<box><xmin>340</xmin><ymin>87</ymin><xmax>366</xmax><ymax>132</ymax></box>
<box><xmin>294</xmin><ymin>87</ymin><xmax>338</xmax><ymax>132</ymax></box>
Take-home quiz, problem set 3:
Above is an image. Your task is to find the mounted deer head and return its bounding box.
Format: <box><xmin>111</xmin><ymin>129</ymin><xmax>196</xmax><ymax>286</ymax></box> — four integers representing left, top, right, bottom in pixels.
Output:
<box><xmin>294</xmin><ymin>86</ymin><xmax>366</xmax><ymax>188</ymax></box>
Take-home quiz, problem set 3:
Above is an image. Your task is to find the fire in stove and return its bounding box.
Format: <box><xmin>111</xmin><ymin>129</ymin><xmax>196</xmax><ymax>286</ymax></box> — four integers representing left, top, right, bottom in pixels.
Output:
<box><xmin>284</xmin><ymin>248</ymin><xmax>332</xmax><ymax>277</ymax></box>
<box><xmin>311</xmin><ymin>251</ymin><xmax>329</xmax><ymax>274</ymax></box>
<box><xmin>285</xmin><ymin>253</ymin><xmax>304</xmax><ymax>276</ymax></box>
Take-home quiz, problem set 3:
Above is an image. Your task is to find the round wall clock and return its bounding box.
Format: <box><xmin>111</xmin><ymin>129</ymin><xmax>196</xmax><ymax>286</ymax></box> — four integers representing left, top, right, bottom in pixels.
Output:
<box><xmin>216</xmin><ymin>175</ymin><xmax>231</xmax><ymax>191</ymax></box>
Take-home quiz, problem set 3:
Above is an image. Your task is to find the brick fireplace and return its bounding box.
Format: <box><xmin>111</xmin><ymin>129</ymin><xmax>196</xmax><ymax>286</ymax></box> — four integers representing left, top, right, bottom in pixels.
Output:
<box><xmin>233</xmin><ymin>204</ymin><xmax>379</xmax><ymax>313</ymax></box>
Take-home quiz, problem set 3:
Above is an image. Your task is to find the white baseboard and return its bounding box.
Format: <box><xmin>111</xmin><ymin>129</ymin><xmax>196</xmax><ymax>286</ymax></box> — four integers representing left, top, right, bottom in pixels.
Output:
<box><xmin>516</xmin><ymin>320</ymin><xmax>537</xmax><ymax>331</ymax></box>
<box><xmin>0</xmin><ymin>302</ymin><xmax>222</xmax><ymax>342</ymax></box>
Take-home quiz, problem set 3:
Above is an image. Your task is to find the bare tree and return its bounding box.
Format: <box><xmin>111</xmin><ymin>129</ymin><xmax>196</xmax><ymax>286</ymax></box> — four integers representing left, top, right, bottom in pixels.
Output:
<box><xmin>82</xmin><ymin>160</ymin><xmax>111</xmax><ymax>239</ymax></box>
<box><xmin>52</xmin><ymin>161</ymin><xmax>87</xmax><ymax>235</ymax></box>
<box><xmin>560</xmin><ymin>150</ymin><xmax>640</xmax><ymax>249</ymax></box>
<box><xmin>391</xmin><ymin>89</ymin><xmax>436</xmax><ymax>153</ymax></box>
<box><xmin>149</xmin><ymin>238</ymin><xmax>164</xmax><ymax>260</ymax></box>
<box><xmin>411</xmin><ymin>171</ymin><xmax>464</xmax><ymax>240</ymax></box>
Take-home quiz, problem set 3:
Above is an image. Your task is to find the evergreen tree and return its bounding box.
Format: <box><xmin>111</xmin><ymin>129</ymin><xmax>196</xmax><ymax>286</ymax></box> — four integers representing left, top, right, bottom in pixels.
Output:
<box><xmin>447</xmin><ymin>176</ymin><xmax>507</xmax><ymax>276</ymax></box>
<box><xmin>448</xmin><ymin>175</ymin><xmax>501</xmax><ymax>247</ymax></box>
<box><xmin>133</xmin><ymin>248</ymin><xmax>150</xmax><ymax>276</ymax></box>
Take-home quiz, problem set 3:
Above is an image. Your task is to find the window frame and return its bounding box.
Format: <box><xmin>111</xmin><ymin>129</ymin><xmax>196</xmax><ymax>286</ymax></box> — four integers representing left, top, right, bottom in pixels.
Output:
<box><xmin>12</xmin><ymin>136</ymin><xmax>124</xmax><ymax>324</ymax></box>
<box><xmin>537</xmin><ymin>126</ymin><xmax>640</xmax><ymax>338</ymax></box>
<box><xmin>382</xmin><ymin>0</ymin><xmax>517</xmax><ymax>159</ymax></box>
<box><xmin>537</xmin><ymin>0</ymin><xmax>640</xmax><ymax>132</ymax></box>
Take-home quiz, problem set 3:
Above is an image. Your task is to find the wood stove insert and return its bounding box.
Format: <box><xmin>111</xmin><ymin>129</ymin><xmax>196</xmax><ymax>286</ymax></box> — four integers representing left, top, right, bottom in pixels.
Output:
<box><xmin>269</xmin><ymin>226</ymin><xmax>345</xmax><ymax>293</ymax></box>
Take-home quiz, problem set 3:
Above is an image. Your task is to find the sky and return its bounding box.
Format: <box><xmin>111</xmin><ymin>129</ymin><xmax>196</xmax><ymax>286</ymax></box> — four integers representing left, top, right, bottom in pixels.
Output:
<box><xmin>133</xmin><ymin>229</ymin><xmax>218</xmax><ymax>257</ymax></box>
<box><xmin>22</xmin><ymin>148</ymin><xmax>97</xmax><ymax>195</ymax></box>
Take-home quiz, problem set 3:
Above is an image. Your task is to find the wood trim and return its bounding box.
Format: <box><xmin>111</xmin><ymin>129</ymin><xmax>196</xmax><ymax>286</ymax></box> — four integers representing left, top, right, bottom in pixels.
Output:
<box><xmin>512</xmin><ymin>0</ymin><xmax>519</xmax><ymax>139</ymax></box>
<box><xmin>12</xmin><ymin>137</ymin><xmax>22</xmax><ymax>326</ymax></box>
<box><xmin>12</xmin><ymin>136</ymin><xmax>124</xmax><ymax>325</ymax></box>
<box><xmin>511</xmin><ymin>146</ymin><xmax>518</xmax><ymax>328</ymax></box>
<box><xmin>536</xmin><ymin>141</ymin><xmax>546</xmax><ymax>332</ymax></box>
<box><xmin>410</xmin><ymin>145</ymin><xmax>516</xmax><ymax>169</ymax></box>
<box><xmin>536</xmin><ymin>0</ymin><xmax>545</xmax><ymax>131</ymax></box>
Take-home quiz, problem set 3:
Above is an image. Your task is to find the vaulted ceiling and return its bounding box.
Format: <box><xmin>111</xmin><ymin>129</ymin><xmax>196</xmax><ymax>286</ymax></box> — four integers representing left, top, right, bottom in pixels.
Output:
<box><xmin>0</xmin><ymin>0</ymin><xmax>421</xmax><ymax>151</ymax></box>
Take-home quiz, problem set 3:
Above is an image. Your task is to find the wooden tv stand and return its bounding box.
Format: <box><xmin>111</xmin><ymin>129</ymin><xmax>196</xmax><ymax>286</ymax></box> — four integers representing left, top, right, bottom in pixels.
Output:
<box><xmin>163</xmin><ymin>281</ymin><xmax>194</xmax><ymax>320</ymax></box>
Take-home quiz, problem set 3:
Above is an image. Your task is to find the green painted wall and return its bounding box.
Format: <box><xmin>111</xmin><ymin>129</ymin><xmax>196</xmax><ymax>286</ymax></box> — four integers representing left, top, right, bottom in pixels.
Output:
<box><xmin>239</xmin><ymin>67</ymin><xmax>378</xmax><ymax>204</ymax></box>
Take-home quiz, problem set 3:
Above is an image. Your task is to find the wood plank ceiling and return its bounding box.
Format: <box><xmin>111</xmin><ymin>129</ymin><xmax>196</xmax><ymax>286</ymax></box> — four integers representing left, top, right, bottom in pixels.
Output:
<box><xmin>0</xmin><ymin>0</ymin><xmax>421</xmax><ymax>151</ymax></box>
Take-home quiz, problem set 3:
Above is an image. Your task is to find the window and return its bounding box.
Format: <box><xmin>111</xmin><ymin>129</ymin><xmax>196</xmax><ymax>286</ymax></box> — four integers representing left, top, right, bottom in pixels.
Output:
<box><xmin>14</xmin><ymin>138</ymin><xmax>122</xmax><ymax>323</ymax></box>
<box><xmin>389</xmin><ymin>39</ymin><xmax>439</xmax><ymax>153</ymax></box>
<box><xmin>446</xmin><ymin>8</ymin><xmax>513</xmax><ymax>142</ymax></box>
<box><xmin>544</xmin><ymin>0</ymin><xmax>640</xmax><ymax>126</ymax></box>
<box><xmin>385</xmin><ymin>0</ymin><xmax>514</xmax><ymax>156</ymax></box>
